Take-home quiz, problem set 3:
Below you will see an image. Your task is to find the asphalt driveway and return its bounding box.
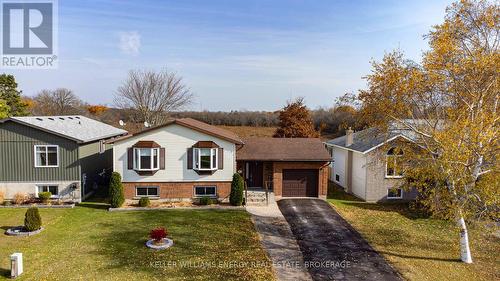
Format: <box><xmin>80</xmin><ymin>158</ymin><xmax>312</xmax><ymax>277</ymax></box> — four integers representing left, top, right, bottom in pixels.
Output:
<box><xmin>278</xmin><ymin>199</ymin><xmax>402</xmax><ymax>281</ymax></box>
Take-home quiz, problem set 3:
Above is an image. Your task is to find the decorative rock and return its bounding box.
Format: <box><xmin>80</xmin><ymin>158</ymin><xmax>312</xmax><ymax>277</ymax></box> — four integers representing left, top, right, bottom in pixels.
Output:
<box><xmin>145</xmin><ymin>238</ymin><xmax>173</xmax><ymax>250</ymax></box>
<box><xmin>5</xmin><ymin>226</ymin><xmax>44</xmax><ymax>236</ymax></box>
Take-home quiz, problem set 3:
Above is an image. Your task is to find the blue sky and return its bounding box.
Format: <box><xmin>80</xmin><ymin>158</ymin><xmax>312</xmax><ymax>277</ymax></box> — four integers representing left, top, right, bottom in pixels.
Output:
<box><xmin>7</xmin><ymin>0</ymin><xmax>453</xmax><ymax>111</ymax></box>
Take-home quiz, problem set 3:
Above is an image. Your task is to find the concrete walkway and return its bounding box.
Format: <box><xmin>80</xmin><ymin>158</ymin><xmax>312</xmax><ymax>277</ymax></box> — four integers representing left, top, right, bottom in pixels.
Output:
<box><xmin>247</xmin><ymin>203</ymin><xmax>312</xmax><ymax>281</ymax></box>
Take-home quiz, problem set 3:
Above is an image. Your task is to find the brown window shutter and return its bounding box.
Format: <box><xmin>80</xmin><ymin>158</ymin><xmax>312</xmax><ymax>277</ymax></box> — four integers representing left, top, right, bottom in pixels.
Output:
<box><xmin>127</xmin><ymin>148</ymin><xmax>133</xmax><ymax>169</ymax></box>
<box><xmin>160</xmin><ymin>148</ymin><xmax>165</xmax><ymax>169</ymax></box>
<box><xmin>218</xmin><ymin>148</ymin><xmax>224</xmax><ymax>169</ymax></box>
<box><xmin>187</xmin><ymin>148</ymin><xmax>193</xmax><ymax>169</ymax></box>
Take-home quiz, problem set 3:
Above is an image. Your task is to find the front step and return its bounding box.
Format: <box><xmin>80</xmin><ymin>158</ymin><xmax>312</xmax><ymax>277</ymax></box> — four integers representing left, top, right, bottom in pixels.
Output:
<box><xmin>245</xmin><ymin>191</ymin><xmax>275</xmax><ymax>206</ymax></box>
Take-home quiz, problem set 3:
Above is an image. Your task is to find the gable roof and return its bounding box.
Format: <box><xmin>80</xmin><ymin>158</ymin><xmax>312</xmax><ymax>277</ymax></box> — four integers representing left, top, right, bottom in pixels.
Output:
<box><xmin>1</xmin><ymin>115</ymin><xmax>127</xmax><ymax>143</ymax></box>
<box><xmin>325</xmin><ymin>127</ymin><xmax>414</xmax><ymax>154</ymax></box>
<box><xmin>109</xmin><ymin>118</ymin><xmax>244</xmax><ymax>145</ymax></box>
<box><xmin>236</xmin><ymin>137</ymin><xmax>331</xmax><ymax>161</ymax></box>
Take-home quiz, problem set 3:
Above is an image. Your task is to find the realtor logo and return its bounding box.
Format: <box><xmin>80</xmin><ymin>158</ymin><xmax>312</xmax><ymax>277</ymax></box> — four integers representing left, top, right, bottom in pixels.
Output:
<box><xmin>1</xmin><ymin>0</ymin><xmax>58</xmax><ymax>68</ymax></box>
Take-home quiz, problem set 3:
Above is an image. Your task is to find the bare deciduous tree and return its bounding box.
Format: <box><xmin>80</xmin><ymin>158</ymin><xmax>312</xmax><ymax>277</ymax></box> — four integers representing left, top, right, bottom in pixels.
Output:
<box><xmin>32</xmin><ymin>88</ymin><xmax>85</xmax><ymax>115</ymax></box>
<box><xmin>114</xmin><ymin>69</ymin><xmax>193</xmax><ymax>126</ymax></box>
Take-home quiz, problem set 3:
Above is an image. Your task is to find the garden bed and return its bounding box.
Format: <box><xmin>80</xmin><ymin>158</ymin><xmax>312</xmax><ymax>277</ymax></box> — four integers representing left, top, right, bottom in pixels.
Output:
<box><xmin>109</xmin><ymin>203</ymin><xmax>244</xmax><ymax>212</ymax></box>
<box><xmin>0</xmin><ymin>203</ymin><xmax>75</xmax><ymax>209</ymax></box>
<box><xmin>5</xmin><ymin>226</ymin><xmax>44</xmax><ymax>236</ymax></box>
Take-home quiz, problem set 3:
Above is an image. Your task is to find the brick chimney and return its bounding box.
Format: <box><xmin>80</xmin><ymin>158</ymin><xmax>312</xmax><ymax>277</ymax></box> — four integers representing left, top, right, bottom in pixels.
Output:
<box><xmin>345</xmin><ymin>127</ymin><xmax>354</xmax><ymax>147</ymax></box>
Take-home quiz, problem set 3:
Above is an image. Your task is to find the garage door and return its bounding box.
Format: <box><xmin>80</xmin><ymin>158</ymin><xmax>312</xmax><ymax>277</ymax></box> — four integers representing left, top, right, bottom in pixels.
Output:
<box><xmin>282</xmin><ymin>169</ymin><xmax>318</xmax><ymax>197</ymax></box>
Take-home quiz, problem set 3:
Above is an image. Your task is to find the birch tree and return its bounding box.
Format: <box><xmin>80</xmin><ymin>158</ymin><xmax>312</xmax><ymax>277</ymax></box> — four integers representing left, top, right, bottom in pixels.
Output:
<box><xmin>357</xmin><ymin>0</ymin><xmax>499</xmax><ymax>263</ymax></box>
<box><xmin>114</xmin><ymin>69</ymin><xmax>193</xmax><ymax>126</ymax></box>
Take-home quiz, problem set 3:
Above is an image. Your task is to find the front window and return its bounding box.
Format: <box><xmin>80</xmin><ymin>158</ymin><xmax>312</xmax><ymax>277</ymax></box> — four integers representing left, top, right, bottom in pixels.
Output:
<box><xmin>386</xmin><ymin>147</ymin><xmax>404</xmax><ymax>178</ymax></box>
<box><xmin>194</xmin><ymin>148</ymin><xmax>217</xmax><ymax>170</ymax></box>
<box><xmin>34</xmin><ymin>145</ymin><xmax>58</xmax><ymax>167</ymax></box>
<box><xmin>387</xmin><ymin>188</ymin><xmax>403</xmax><ymax>199</ymax></box>
<box><xmin>136</xmin><ymin>186</ymin><xmax>159</xmax><ymax>197</ymax></box>
<box><xmin>37</xmin><ymin>185</ymin><xmax>59</xmax><ymax>197</ymax></box>
<box><xmin>133</xmin><ymin>148</ymin><xmax>159</xmax><ymax>171</ymax></box>
<box><xmin>194</xmin><ymin>186</ymin><xmax>216</xmax><ymax>197</ymax></box>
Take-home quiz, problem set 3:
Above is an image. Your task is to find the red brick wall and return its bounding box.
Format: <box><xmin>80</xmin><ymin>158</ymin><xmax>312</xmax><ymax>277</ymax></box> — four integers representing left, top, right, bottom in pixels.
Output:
<box><xmin>272</xmin><ymin>162</ymin><xmax>329</xmax><ymax>198</ymax></box>
<box><xmin>122</xmin><ymin>181</ymin><xmax>232</xmax><ymax>200</ymax></box>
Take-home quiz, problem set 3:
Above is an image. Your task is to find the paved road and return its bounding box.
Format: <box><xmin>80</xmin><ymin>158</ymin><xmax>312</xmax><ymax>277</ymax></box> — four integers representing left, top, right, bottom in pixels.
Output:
<box><xmin>278</xmin><ymin>199</ymin><xmax>402</xmax><ymax>281</ymax></box>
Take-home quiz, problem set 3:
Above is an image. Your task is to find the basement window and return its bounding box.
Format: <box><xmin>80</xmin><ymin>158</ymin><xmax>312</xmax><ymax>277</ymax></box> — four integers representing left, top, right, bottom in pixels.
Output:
<box><xmin>194</xmin><ymin>186</ymin><xmax>216</xmax><ymax>198</ymax></box>
<box><xmin>36</xmin><ymin>185</ymin><xmax>59</xmax><ymax>198</ymax></box>
<box><xmin>387</xmin><ymin>188</ymin><xmax>403</xmax><ymax>199</ymax></box>
<box><xmin>136</xmin><ymin>186</ymin><xmax>159</xmax><ymax>197</ymax></box>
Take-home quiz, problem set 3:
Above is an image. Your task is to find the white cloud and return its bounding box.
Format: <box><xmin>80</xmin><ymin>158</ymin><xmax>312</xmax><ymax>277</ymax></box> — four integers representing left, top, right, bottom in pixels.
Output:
<box><xmin>119</xmin><ymin>31</ymin><xmax>141</xmax><ymax>55</ymax></box>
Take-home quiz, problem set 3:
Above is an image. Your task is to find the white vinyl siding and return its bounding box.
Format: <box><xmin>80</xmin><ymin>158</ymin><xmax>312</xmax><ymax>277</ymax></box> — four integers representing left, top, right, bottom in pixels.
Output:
<box><xmin>332</xmin><ymin>148</ymin><xmax>347</xmax><ymax>188</ymax></box>
<box><xmin>351</xmin><ymin>152</ymin><xmax>367</xmax><ymax>200</ymax></box>
<box><xmin>113</xmin><ymin>124</ymin><xmax>235</xmax><ymax>182</ymax></box>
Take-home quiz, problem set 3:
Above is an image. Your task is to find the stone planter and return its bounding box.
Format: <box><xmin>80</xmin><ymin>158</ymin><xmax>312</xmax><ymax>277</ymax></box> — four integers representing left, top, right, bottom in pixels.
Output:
<box><xmin>145</xmin><ymin>238</ymin><xmax>173</xmax><ymax>250</ymax></box>
<box><xmin>5</xmin><ymin>226</ymin><xmax>44</xmax><ymax>236</ymax></box>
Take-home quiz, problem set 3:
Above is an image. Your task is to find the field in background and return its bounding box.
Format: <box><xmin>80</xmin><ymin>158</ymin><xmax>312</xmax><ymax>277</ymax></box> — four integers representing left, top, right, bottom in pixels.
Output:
<box><xmin>217</xmin><ymin>126</ymin><xmax>277</xmax><ymax>138</ymax></box>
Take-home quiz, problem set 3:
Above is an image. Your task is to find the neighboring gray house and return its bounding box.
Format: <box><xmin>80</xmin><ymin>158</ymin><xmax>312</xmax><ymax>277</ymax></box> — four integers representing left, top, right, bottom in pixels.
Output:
<box><xmin>0</xmin><ymin>116</ymin><xmax>127</xmax><ymax>202</ymax></box>
<box><xmin>325</xmin><ymin>127</ymin><xmax>418</xmax><ymax>202</ymax></box>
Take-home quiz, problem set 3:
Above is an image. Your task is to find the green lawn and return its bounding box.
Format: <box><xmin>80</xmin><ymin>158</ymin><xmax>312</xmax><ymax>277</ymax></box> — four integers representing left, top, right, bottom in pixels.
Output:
<box><xmin>0</xmin><ymin>204</ymin><xmax>275</xmax><ymax>280</ymax></box>
<box><xmin>327</xmin><ymin>185</ymin><xmax>500</xmax><ymax>281</ymax></box>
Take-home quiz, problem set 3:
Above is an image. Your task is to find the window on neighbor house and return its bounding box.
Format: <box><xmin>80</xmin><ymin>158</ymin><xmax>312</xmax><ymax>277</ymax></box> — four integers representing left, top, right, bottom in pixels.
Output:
<box><xmin>386</xmin><ymin>147</ymin><xmax>404</xmax><ymax>178</ymax></box>
<box><xmin>387</xmin><ymin>188</ymin><xmax>403</xmax><ymax>199</ymax></box>
<box><xmin>335</xmin><ymin>174</ymin><xmax>340</xmax><ymax>182</ymax></box>
<box><xmin>194</xmin><ymin>186</ymin><xmax>216</xmax><ymax>197</ymax></box>
<box><xmin>133</xmin><ymin>148</ymin><xmax>159</xmax><ymax>171</ymax></box>
<box><xmin>193</xmin><ymin>148</ymin><xmax>217</xmax><ymax>170</ymax></box>
<box><xmin>34</xmin><ymin>145</ymin><xmax>58</xmax><ymax>167</ymax></box>
<box><xmin>99</xmin><ymin>140</ymin><xmax>106</xmax><ymax>154</ymax></box>
<box><xmin>136</xmin><ymin>186</ymin><xmax>159</xmax><ymax>197</ymax></box>
<box><xmin>36</xmin><ymin>185</ymin><xmax>59</xmax><ymax>197</ymax></box>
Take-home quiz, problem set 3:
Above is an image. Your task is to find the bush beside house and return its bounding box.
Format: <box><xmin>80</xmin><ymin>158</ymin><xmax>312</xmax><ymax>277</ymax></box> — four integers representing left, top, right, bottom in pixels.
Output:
<box><xmin>139</xmin><ymin>197</ymin><xmax>150</xmax><ymax>207</ymax></box>
<box><xmin>38</xmin><ymin>192</ymin><xmax>52</xmax><ymax>203</ymax></box>
<box><xmin>230</xmin><ymin>173</ymin><xmax>244</xmax><ymax>206</ymax></box>
<box><xmin>24</xmin><ymin>207</ymin><xmax>42</xmax><ymax>231</ymax></box>
<box><xmin>109</xmin><ymin>172</ymin><xmax>125</xmax><ymax>208</ymax></box>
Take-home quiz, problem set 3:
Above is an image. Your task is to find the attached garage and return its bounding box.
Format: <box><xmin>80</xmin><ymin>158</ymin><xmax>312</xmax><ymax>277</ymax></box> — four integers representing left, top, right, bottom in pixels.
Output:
<box><xmin>282</xmin><ymin>169</ymin><xmax>318</xmax><ymax>197</ymax></box>
<box><xmin>236</xmin><ymin>138</ymin><xmax>331</xmax><ymax>199</ymax></box>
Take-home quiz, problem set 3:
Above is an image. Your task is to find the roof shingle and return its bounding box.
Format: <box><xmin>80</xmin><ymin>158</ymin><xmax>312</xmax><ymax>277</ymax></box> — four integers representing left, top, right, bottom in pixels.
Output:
<box><xmin>236</xmin><ymin>137</ymin><xmax>331</xmax><ymax>161</ymax></box>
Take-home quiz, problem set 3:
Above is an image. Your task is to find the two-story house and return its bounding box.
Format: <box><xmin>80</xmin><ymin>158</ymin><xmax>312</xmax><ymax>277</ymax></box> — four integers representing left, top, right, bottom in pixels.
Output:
<box><xmin>0</xmin><ymin>116</ymin><xmax>127</xmax><ymax>202</ymax></box>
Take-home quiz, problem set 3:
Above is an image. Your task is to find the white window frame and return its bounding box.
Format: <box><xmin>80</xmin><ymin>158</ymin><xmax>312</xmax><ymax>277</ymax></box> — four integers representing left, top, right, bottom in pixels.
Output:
<box><xmin>34</xmin><ymin>145</ymin><xmax>59</xmax><ymax>168</ymax></box>
<box><xmin>387</xmin><ymin>188</ymin><xmax>403</xmax><ymax>199</ymax></box>
<box><xmin>135</xmin><ymin>186</ymin><xmax>159</xmax><ymax>197</ymax></box>
<box><xmin>194</xmin><ymin>186</ymin><xmax>217</xmax><ymax>198</ymax></box>
<box><xmin>99</xmin><ymin>140</ymin><xmax>106</xmax><ymax>154</ymax></box>
<box><xmin>193</xmin><ymin>147</ymin><xmax>218</xmax><ymax>171</ymax></box>
<box><xmin>35</xmin><ymin>184</ymin><xmax>59</xmax><ymax>198</ymax></box>
<box><xmin>133</xmin><ymin>148</ymin><xmax>160</xmax><ymax>171</ymax></box>
<box><xmin>385</xmin><ymin>147</ymin><xmax>404</xmax><ymax>179</ymax></box>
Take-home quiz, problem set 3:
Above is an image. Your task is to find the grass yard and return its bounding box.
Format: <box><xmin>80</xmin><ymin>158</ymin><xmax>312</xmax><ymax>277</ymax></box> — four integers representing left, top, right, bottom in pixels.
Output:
<box><xmin>327</xmin><ymin>186</ymin><xmax>500</xmax><ymax>281</ymax></box>
<box><xmin>0</xmin><ymin>204</ymin><xmax>275</xmax><ymax>281</ymax></box>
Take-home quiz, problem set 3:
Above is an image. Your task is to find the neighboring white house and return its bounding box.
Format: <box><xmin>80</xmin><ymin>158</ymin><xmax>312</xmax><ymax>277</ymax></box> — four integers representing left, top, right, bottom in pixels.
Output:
<box><xmin>325</xmin><ymin>127</ymin><xmax>418</xmax><ymax>202</ymax></box>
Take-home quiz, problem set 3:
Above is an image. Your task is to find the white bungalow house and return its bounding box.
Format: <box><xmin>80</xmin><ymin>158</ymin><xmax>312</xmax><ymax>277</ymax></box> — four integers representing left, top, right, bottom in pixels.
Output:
<box><xmin>325</xmin><ymin>127</ymin><xmax>419</xmax><ymax>202</ymax></box>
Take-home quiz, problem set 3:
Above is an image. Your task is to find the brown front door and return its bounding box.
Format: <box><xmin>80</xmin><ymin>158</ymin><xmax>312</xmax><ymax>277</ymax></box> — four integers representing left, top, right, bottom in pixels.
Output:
<box><xmin>247</xmin><ymin>162</ymin><xmax>263</xmax><ymax>187</ymax></box>
<box><xmin>282</xmin><ymin>169</ymin><xmax>318</xmax><ymax>197</ymax></box>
